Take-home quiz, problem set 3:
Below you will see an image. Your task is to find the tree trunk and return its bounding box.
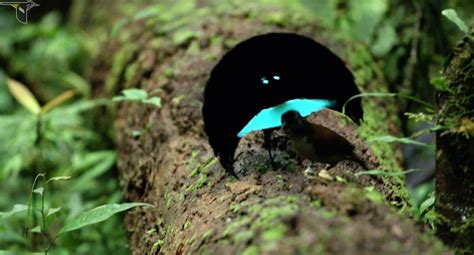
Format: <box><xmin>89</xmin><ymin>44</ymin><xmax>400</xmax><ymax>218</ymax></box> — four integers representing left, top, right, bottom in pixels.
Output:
<box><xmin>436</xmin><ymin>26</ymin><xmax>474</xmax><ymax>253</ymax></box>
<box><xmin>91</xmin><ymin>1</ymin><xmax>450</xmax><ymax>254</ymax></box>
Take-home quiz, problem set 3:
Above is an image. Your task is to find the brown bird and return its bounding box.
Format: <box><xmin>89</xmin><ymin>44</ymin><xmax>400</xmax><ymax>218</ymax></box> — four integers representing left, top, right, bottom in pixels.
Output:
<box><xmin>281</xmin><ymin>110</ymin><xmax>367</xmax><ymax>169</ymax></box>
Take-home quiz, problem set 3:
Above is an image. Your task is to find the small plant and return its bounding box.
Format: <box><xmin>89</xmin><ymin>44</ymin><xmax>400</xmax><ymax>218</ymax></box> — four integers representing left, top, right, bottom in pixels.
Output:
<box><xmin>441</xmin><ymin>9</ymin><xmax>468</xmax><ymax>33</ymax></box>
<box><xmin>1</xmin><ymin>172</ymin><xmax>152</xmax><ymax>254</ymax></box>
<box><xmin>1</xmin><ymin>78</ymin><xmax>153</xmax><ymax>253</ymax></box>
<box><xmin>113</xmin><ymin>88</ymin><xmax>162</xmax><ymax>107</ymax></box>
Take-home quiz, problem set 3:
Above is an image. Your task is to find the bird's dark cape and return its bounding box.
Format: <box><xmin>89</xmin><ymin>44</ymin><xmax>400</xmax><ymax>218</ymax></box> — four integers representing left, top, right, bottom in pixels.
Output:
<box><xmin>202</xmin><ymin>33</ymin><xmax>363</xmax><ymax>170</ymax></box>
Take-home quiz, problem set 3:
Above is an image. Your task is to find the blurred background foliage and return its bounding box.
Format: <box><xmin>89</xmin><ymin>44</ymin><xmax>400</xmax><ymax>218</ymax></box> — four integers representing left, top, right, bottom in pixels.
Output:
<box><xmin>0</xmin><ymin>0</ymin><xmax>472</xmax><ymax>254</ymax></box>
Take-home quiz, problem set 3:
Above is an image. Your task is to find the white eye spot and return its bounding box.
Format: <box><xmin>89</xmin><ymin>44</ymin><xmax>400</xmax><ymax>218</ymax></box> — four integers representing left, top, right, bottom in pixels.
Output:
<box><xmin>273</xmin><ymin>75</ymin><xmax>280</xmax><ymax>80</ymax></box>
<box><xmin>261</xmin><ymin>77</ymin><xmax>269</xmax><ymax>85</ymax></box>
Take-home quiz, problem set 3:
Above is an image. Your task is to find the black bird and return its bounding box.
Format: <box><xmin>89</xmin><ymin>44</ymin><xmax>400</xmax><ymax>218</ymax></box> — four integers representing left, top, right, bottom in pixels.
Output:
<box><xmin>202</xmin><ymin>33</ymin><xmax>363</xmax><ymax>177</ymax></box>
<box><xmin>281</xmin><ymin>110</ymin><xmax>367</xmax><ymax>169</ymax></box>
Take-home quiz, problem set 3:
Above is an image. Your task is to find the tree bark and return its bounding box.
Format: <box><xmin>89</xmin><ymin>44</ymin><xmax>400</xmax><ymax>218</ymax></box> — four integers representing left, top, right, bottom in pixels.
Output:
<box><xmin>91</xmin><ymin>1</ymin><xmax>450</xmax><ymax>254</ymax></box>
<box><xmin>436</xmin><ymin>26</ymin><xmax>474</xmax><ymax>253</ymax></box>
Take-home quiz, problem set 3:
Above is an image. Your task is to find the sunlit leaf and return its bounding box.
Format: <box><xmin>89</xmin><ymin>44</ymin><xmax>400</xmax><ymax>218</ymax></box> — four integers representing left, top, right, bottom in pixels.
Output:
<box><xmin>442</xmin><ymin>9</ymin><xmax>468</xmax><ymax>33</ymax></box>
<box><xmin>47</xmin><ymin>207</ymin><xmax>61</xmax><ymax>217</ymax></box>
<box><xmin>30</xmin><ymin>225</ymin><xmax>41</xmax><ymax>233</ymax></box>
<box><xmin>33</xmin><ymin>187</ymin><xmax>44</xmax><ymax>196</ymax></box>
<box><xmin>367</xmin><ymin>135</ymin><xmax>435</xmax><ymax>148</ymax></box>
<box><xmin>142</xmin><ymin>97</ymin><xmax>161</xmax><ymax>107</ymax></box>
<box><xmin>112</xmin><ymin>96</ymin><xmax>126</xmax><ymax>102</ymax></box>
<box><xmin>122</xmin><ymin>89</ymin><xmax>148</xmax><ymax>100</ymax></box>
<box><xmin>58</xmin><ymin>203</ymin><xmax>154</xmax><ymax>235</ymax></box>
<box><xmin>42</xmin><ymin>90</ymin><xmax>75</xmax><ymax>113</ymax></box>
<box><xmin>6</xmin><ymin>78</ymin><xmax>40</xmax><ymax>115</ymax></box>
<box><xmin>419</xmin><ymin>196</ymin><xmax>435</xmax><ymax>216</ymax></box>
<box><xmin>46</xmin><ymin>176</ymin><xmax>72</xmax><ymax>184</ymax></box>
<box><xmin>70</xmin><ymin>151</ymin><xmax>116</xmax><ymax>191</ymax></box>
<box><xmin>0</xmin><ymin>204</ymin><xmax>28</xmax><ymax>219</ymax></box>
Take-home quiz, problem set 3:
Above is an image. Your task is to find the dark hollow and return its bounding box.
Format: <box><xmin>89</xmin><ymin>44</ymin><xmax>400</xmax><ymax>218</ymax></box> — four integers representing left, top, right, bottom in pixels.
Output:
<box><xmin>202</xmin><ymin>33</ymin><xmax>363</xmax><ymax>172</ymax></box>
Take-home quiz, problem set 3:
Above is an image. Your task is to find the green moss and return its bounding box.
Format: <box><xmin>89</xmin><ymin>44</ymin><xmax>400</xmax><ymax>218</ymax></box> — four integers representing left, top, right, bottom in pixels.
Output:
<box><xmin>185</xmin><ymin>158</ymin><xmax>219</xmax><ymax>193</ymax></box>
<box><xmin>286</xmin><ymin>195</ymin><xmax>299</xmax><ymax>203</ymax></box>
<box><xmin>229</xmin><ymin>203</ymin><xmax>242</xmax><ymax>213</ymax></box>
<box><xmin>164</xmin><ymin>67</ymin><xmax>175</xmax><ymax>78</ymax></box>
<box><xmin>250</xmin><ymin>203</ymin><xmax>298</xmax><ymax>229</ymax></box>
<box><xmin>310</xmin><ymin>200</ymin><xmax>322</xmax><ymax>208</ymax></box>
<box><xmin>219</xmin><ymin>194</ymin><xmax>232</xmax><ymax>202</ymax></box>
<box><xmin>150</xmin><ymin>239</ymin><xmax>164</xmax><ymax>254</ymax></box>
<box><xmin>363</xmin><ymin>186</ymin><xmax>385</xmax><ymax>203</ymax></box>
<box><xmin>124</xmin><ymin>61</ymin><xmax>139</xmax><ymax>86</ymax></box>
<box><xmin>319</xmin><ymin>208</ymin><xmax>338</xmax><ymax>219</ymax></box>
<box><xmin>164</xmin><ymin>192</ymin><xmax>173</xmax><ymax>209</ymax></box>
<box><xmin>264</xmin><ymin>11</ymin><xmax>287</xmax><ymax>26</ymax></box>
<box><xmin>346</xmin><ymin>43</ymin><xmax>410</xmax><ymax>208</ymax></box>
<box><xmin>242</xmin><ymin>245</ymin><xmax>259</xmax><ymax>255</ymax></box>
<box><xmin>183</xmin><ymin>221</ymin><xmax>191</xmax><ymax>230</ymax></box>
<box><xmin>223</xmin><ymin>216</ymin><xmax>252</xmax><ymax>237</ymax></box>
<box><xmin>202</xmin><ymin>229</ymin><xmax>215</xmax><ymax>242</ymax></box>
<box><xmin>234</xmin><ymin>230</ymin><xmax>254</xmax><ymax>243</ymax></box>
<box><xmin>262</xmin><ymin>223</ymin><xmax>287</xmax><ymax>242</ymax></box>
<box><xmin>172</xmin><ymin>29</ymin><xmax>198</xmax><ymax>46</ymax></box>
<box><xmin>186</xmin><ymin>174</ymin><xmax>208</xmax><ymax>193</ymax></box>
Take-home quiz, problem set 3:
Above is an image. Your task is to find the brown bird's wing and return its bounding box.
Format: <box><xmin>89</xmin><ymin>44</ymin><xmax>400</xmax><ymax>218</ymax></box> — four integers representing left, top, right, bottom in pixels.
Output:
<box><xmin>308</xmin><ymin>123</ymin><xmax>355</xmax><ymax>155</ymax></box>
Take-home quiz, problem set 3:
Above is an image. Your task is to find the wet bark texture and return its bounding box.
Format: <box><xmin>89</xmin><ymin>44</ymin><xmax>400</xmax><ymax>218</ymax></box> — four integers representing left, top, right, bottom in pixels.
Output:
<box><xmin>435</xmin><ymin>26</ymin><xmax>474</xmax><ymax>253</ymax></box>
<box><xmin>90</xmin><ymin>1</ymin><xmax>450</xmax><ymax>254</ymax></box>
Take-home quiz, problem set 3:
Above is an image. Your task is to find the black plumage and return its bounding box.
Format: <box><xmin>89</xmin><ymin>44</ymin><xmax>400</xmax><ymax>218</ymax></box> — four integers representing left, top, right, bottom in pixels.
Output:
<box><xmin>202</xmin><ymin>33</ymin><xmax>363</xmax><ymax>177</ymax></box>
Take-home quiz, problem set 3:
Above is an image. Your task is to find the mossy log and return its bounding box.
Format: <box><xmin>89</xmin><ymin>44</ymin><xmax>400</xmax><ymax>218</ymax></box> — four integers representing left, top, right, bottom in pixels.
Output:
<box><xmin>90</xmin><ymin>1</ymin><xmax>449</xmax><ymax>254</ymax></box>
<box><xmin>435</xmin><ymin>26</ymin><xmax>474</xmax><ymax>253</ymax></box>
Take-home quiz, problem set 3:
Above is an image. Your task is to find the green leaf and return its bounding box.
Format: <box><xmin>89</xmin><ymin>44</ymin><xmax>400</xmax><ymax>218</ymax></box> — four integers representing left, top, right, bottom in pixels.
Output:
<box><xmin>46</xmin><ymin>176</ymin><xmax>72</xmax><ymax>184</ymax></box>
<box><xmin>441</xmin><ymin>9</ymin><xmax>468</xmax><ymax>33</ymax></box>
<box><xmin>431</xmin><ymin>76</ymin><xmax>451</xmax><ymax>92</ymax></box>
<box><xmin>0</xmin><ymin>204</ymin><xmax>28</xmax><ymax>219</ymax></box>
<box><xmin>364</xmin><ymin>186</ymin><xmax>384</xmax><ymax>203</ymax></box>
<box><xmin>172</xmin><ymin>29</ymin><xmax>196</xmax><ymax>45</ymax></box>
<box><xmin>142</xmin><ymin>97</ymin><xmax>161</xmax><ymax>107</ymax></box>
<box><xmin>70</xmin><ymin>151</ymin><xmax>116</xmax><ymax>191</ymax></box>
<box><xmin>112</xmin><ymin>96</ymin><xmax>126</xmax><ymax>102</ymax></box>
<box><xmin>30</xmin><ymin>225</ymin><xmax>41</xmax><ymax>233</ymax></box>
<box><xmin>367</xmin><ymin>135</ymin><xmax>435</xmax><ymax>149</ymax></box>
<box><xmin>343</xmin><ymin>92</ymin><xmax>434</xmax><ymax>115</ymax></box>
<box><xmin>47</xmin><ymin>207</ymin><xmax>61</xmax><ymax>217</ymax></box>
<box><xmin>33</xmin><ymin>187</ymin><xmax>44</xmax><ymax>196</ymax></box>
<box><xmin>133</xmin><ymin>4</ymin><xmax>163</xmax><ymax>21</ymax></box>
<box><xmin>6</xmin><ymin>78</ymin><xmax>41</xmax><ymax>115</ymax></box>
<box><xmin>419</xmin><ymin>196</ymin><xmax>435</xmax><ymax>215</ymax></box>
<box><xmin>58</xmin><ymin>203</ymin><xmax>154</xmax><ymax>235</ymax></box>
<box><xmin>122</xmin><ymin>89</ymin><xmax>148</xmax><ymax>100</ymax></box>
<box><xmin>355</xmin><ymin>168</ymin><xmax>428</xmax><ymax>177</ymax></box>
<box><xmin>41</xmin><ymin>90</ymin><xmax>75</xmax><ymax>113</ymax></box>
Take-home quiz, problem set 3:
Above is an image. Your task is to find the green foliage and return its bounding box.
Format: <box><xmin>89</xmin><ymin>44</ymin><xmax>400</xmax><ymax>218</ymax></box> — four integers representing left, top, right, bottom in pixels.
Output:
<box><xmin>0</xmin><ymin>171</ymin><xmax>152</xmax><ymax>254</ymax></box>
<box><xmin>58</xmin><ymin>203</ymin><xmax>153</xmax><ymax>235</ymax></box>
<box><xmin>355</xmin><ymin>169</ymin><xmax>429</xmax><ymax>177</ymax></box>
<box><xmin>441</xmin><ymin>9</ymin><xmax>468</xmax><ymax>33</ymax></box>
<box><xmin>0</xmin><ymin>20</ymin><xmax>130</xmax><ymax>252</ymax></box>
<box><xmin>367</xmin><ymin>135</ymin><xmax>435</xmax><ymax>149</ymax></box>
<box><xmin>0</xmin><ymin>12</ymin><xmax>92</xmax><ymax>100</ymax></box>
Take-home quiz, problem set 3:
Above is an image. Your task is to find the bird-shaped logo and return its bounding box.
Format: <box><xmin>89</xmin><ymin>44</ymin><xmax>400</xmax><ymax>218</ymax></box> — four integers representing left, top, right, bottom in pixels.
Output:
<box><xmin>0</xmin><ymin>0</ymin><xmax>39</xmax><ymax>24</ymax></box>
<box><xmin>202</xmin><ymin>33</ymin><xmax>363</xmax><ymax>177</ymax></box>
